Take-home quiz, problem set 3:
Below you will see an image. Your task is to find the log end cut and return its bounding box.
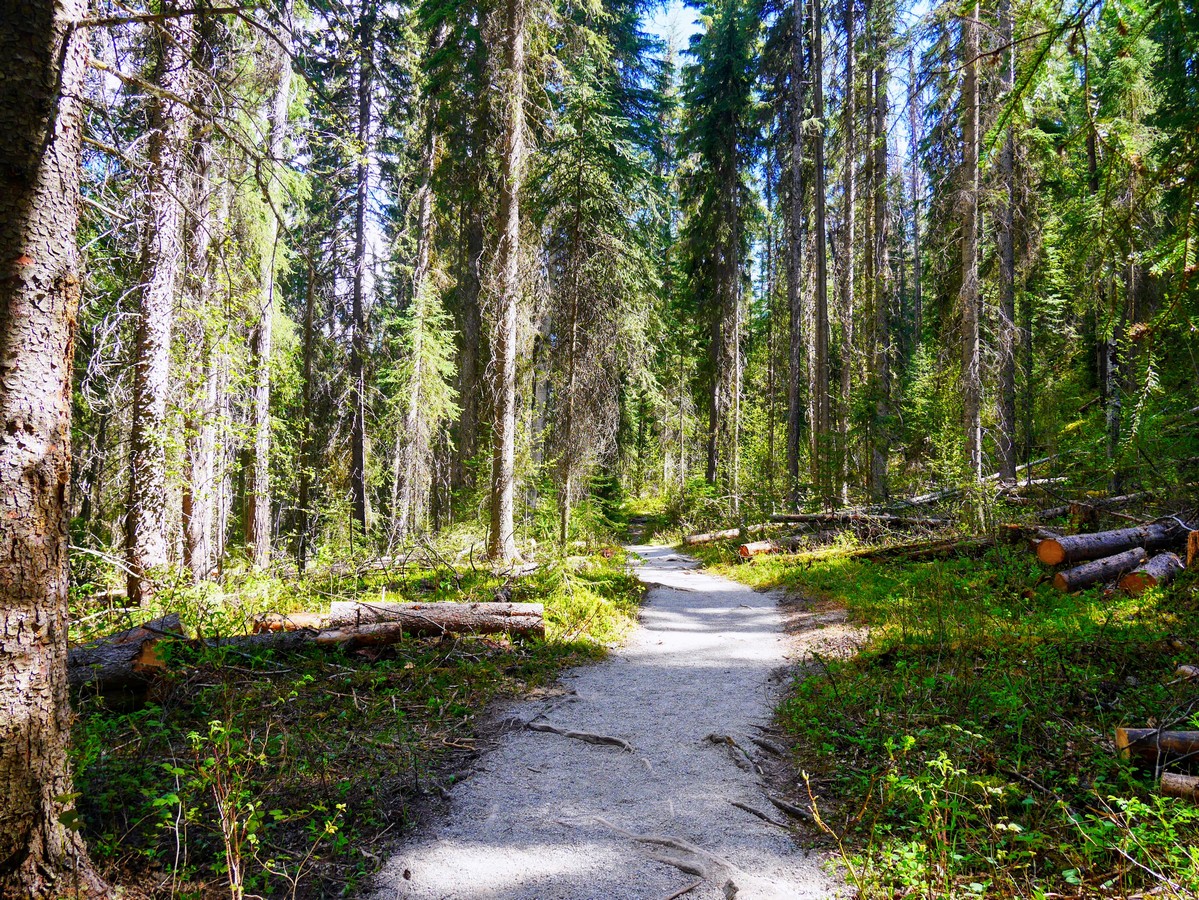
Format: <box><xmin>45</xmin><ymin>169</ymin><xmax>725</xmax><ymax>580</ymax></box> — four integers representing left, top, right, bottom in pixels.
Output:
<box><xmin>1036</xmin><ymin>539</ymin><xmax>1066</xmax><ymax>566</ymax></box>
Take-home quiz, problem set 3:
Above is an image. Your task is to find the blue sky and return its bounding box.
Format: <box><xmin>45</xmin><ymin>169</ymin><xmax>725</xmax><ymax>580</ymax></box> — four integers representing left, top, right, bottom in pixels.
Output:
<box><xmin>645</xmin><ymin>0</ymin><xmax>701</xmax><ymax>49</ymax></box>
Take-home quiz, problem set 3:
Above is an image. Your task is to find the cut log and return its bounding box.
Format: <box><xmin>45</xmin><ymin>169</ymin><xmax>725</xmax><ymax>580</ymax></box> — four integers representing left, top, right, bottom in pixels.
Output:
<box><xmin>253</xmin><ymin>601</ymin><xmax>544</xmax><ymax>638</ymax></box>
<box><xmin>738</xmin><ymin>540</ymin><xmax>777</xmax><ymax>558</ymax></box>
<box><xmin>1188</xmin><ymin>531</ymin><xmax>1199</xmax><ymax>568</ymax></box>
<box><xmin>1115</xmin><ymin>727</ymin><xmax>1199</xmax><ymax>767</ymax></box>
<box><xmin>683</xmin><ymin>524</ymin><xmax>770</xmax><ymax>546</ymax></box>
<box><xmin>1161</xmin><ymin>773</ymin><xmax>1199</xmax><ymax>803</ymax></box>
<box><xmin>769</xmin><ymin>512</ymin><xmax>947</xmax><ymax>528</ymax></box>
<box><xmin>253</xmin><ymin>612</ymin><xmax>328</xmax><ymax>633</ymax></box>
<box><xmin>1119</xmin><ymin>552</ymin><xmax>1185</xmax><ymax>596</ymax></box>
<box><xmin>1052</xmin><ymin>547</ymin><xmax>1147</xmax><ymax>593</ymax></box>
<box><xmin>1036</xmin><ymin>522</ymin><xmax>1183</xmax><ymax>566</ymax></box>
<box><xmin>68</xmin><ymin>614</ymin><xmax>184</xmax><ymax>691</ymax></box>
<box><xmin>328</xmin><ymin>600</ymin><xmax>544</xmax><ymax>638</ymax></box>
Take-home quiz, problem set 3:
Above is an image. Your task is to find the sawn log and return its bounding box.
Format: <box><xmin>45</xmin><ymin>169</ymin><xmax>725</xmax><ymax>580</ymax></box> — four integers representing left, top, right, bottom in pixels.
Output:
<box><xmin>1035</xmin><ymin>522</ymin><xmax>1183</xmax><ymax>566</ymax></box>
<box><xmin>1052</xmin><ymin>547</ymin><xmax>1147</xmax><ymax>592</ymax></box>
<box><xmin>1119</xmin><ymin>552</ymin><xmax>1185</xmax><ymax>596</ymax></box>
<box><xmin>1116</xmin><ymin>727</ymin><xmax>1199</xmax><ymax>768</ymax></box>
<box><xmin>256</xmin><ymin>601</ymin><xmax>545</xmax><ymax>639</ymax></box>
<box><xmin>1161</xmin><ymin>773</ymin><xmax>1199</xmax><ymax>803</ymax></box>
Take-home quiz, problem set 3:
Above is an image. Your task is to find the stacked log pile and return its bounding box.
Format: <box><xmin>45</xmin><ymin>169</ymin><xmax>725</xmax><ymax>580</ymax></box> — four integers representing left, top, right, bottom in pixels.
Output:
<box><xmin>1031</xmin><ymin>519</ymin><xmax>1193</xmax><ymax>595</ymax></box>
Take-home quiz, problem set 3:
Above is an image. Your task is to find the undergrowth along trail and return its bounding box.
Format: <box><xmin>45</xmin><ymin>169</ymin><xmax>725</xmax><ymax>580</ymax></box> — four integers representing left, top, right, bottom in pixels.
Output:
<box><xmin>692</xmin><ymin>538</ymin><xmax>1199</xmax><ymax>899</ymax></box>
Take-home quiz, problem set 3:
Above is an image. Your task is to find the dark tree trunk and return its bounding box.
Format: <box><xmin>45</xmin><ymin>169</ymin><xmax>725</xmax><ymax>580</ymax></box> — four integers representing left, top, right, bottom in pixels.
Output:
<box><xmin>0</xmin><ymin>2</ymin><xmax>105</xmax><ymax>893</ymax></box>
<box><xmin>127</xmin><ymin>7</ymin><xmax>196</xmax><ymax>604</ymax></box>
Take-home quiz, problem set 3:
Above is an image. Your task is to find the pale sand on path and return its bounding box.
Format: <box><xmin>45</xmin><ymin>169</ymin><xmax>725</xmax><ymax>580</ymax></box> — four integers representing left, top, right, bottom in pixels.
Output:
<box><xmin>367</xmin><ymin>545</ymin><xmax>841</xmax><ymax>900</ymax></box>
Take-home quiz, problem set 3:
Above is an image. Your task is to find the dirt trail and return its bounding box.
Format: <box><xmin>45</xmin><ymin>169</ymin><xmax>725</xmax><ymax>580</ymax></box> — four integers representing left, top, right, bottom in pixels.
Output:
<box><xmin>368</xmin><ymin>546</ymin><xmax>840</xmax><ymax>899</ymax></box>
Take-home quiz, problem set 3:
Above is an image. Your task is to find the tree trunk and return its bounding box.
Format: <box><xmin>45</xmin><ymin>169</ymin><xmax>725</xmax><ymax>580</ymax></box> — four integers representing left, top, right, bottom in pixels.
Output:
<box><xmin>810</xmin><ymin>0</ymin><xmax>831</xmax><ymax>503</ymax></box>
<box><xmin>907</xmin><ymin>49</ymin><xmax>921</xmax><ymax>346</ymax></box>
<box><xmin>350</xmin><ymin>3</ymin><xmax>373</xmax><ymax>540</ymax></box>
<box><xmin>1161</xmin><ymin>773</ymin><xmax>1199</xmax><ymax>803</ymax></box>
<box><xmin>181</xmin><ymin>9</ymin><xmax>219</xmax><ymax>583</ymax></box>
<box><xmin>839</xmin><ymin>0</ymin><xmax>856</xmax><ymax>503</ymax></box>
<box><xmin>246</xmin><ymin>0</ymin><xmax>295</xmax><ymax>567</ymax></box>
<box><xmin>393</xmin><ymin>23</ymin><xmax>447</xmax><ymax>542</ymax></box>
<box><xmin>296</xmin><ymin>255</ymin><xmax>317</xmax><ymax>571</ymax></box>
<box><xmin>960</xmin><ymin>0</ymin><xmax>982</xmax><ymax>483</ymax></box>
<box><xmin>0</xmin><ymin>2</ymin><xmax>106</xmax><ymax>892</ymax></box>
<box><xmin>785</xmin><ymin>0</ymin><xmax>806</xmax><ymax>503</ymax></box>
<box><xmin>488</xmin><ymin>0</ymin><xmax>526</xmax><ymax>562</ymax></box>
<box><xmin>869</xmin><ymin>14</ymin><xmax>891</xmax><ymax>501</ymax></box>
<box><xmin>1052</xmin><ymin>547</ymin><xmax>1146</xmax><ymax>592</ymax></box>
<box><xmin>996</xmin><ymin>0</ymin><xmax>1018</xmax><ymax>481</ymax></box>
<box><xmin>127</xmin><ymin>9</ymin><xmax>196</xmax><ymax>605</ymax></box>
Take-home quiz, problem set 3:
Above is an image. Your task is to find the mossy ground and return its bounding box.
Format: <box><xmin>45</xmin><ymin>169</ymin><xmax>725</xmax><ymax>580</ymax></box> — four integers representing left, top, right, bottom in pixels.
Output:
<box><xmin>692</xmin><ymin>538</ymin><xmax>1199</xmax><ymax>899</ymax></box>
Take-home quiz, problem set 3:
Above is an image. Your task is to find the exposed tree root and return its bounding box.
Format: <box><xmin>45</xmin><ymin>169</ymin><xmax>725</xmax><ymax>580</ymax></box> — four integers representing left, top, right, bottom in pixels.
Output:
<box><xmin>704</xmin><ymin>733</ymin><xmax>760</xmax><ymax>773</ymax></box>
<box><xmin>662</xmin><ymin>877</ymin><xmax>703</xmax><ymax>900</ymax></box>
<box><xmin>592</xmin><ymin>817</ymin><xmax>799</xmax><ymax>899</ymax></box>
<box><xmin>749</xmin><ymin>735</ymin><xmax>787</xmax><ymax>757</ymax></box>
<box><xmin>526</xmin><ymin>721</ymin><xmax>633</xmax><ymax>752</ymax></box>
<box><xmin>765</xmin><ymin>794</ymin><xmax>812</xmax><ymax>821</ymax></box>
<box><xmin>731</xmin><ymin>800</ymin><xmax>789</xmax><ymax>829</ymax></box>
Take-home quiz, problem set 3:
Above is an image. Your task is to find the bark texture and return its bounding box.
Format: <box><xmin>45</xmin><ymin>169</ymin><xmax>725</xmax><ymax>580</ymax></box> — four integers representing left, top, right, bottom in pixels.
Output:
<box><xmin>1052</xmin><ymin>547</ymin><xmax>1146</xmax><ymax>592</ymax></box>
<box><xmin>810</xmin><ymin>0</ymin><xmax>831</xmax><ymax>502</ymax></box>
<box><xmin>0</xmin><ymin>0</ymin><xmax>105</xmax><ymax>891</ymax></box>
<box><xmin>1036</xmin><ymin>522</ymin><xmax>1182</xmax><ymax>566</ymax></box>
<box><xmin>350</xmin><ymin>3</ymin><xmax>373</xmax><ymax>538</ymax></box>
<box><xmin>127</xmin><ymin>7</ymin><xmax>196</xmax><ymax>603</ymax></box>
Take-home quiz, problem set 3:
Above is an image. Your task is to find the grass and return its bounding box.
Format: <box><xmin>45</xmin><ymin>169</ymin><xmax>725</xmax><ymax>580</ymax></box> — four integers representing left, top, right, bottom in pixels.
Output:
<box><xmin>69</xmin><ymin>547</ymin><xmax>641</xmax><ymax>899</ymax></box>
<box><xmin>691</xmin><ymin>538</ymin><xmax>1199</xmax><ymax>899</ymax></box>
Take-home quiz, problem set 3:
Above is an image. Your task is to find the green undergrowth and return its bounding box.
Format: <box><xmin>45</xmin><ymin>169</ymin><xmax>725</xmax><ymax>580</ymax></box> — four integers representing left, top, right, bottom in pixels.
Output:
<box><xmin>693</xmin><ymin>539</ymin><xmax>1199</xmax><ymax>899</ymax></box>
<box><xmin>69</xmin><ymin>547</ymin><xmax>641</xmax><ymax>898</ymax></box>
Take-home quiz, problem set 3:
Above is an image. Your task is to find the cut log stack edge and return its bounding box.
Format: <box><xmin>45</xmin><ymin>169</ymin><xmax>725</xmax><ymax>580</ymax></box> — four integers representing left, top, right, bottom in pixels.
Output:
<box><xmin>1031</xmin><ymin>521</ymin><xmax>1193</xmax><ymax>596</ymax></box>
<box><xmin>69</xmin><ymin>600</ymin><xmax>544</xmax><ymax>694</ymax></box>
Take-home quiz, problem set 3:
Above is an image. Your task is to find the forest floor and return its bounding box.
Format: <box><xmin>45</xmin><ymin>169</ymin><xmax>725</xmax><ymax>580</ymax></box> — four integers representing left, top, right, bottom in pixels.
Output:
<box><xmin>69</xmin><ymin>551</ymin><xmax>643</xmax><ymax>898</ymax></box>
<box><xmin>689</xmin><ymin>537</ymin><xmax>1199</xmax><ymax>899</ymax></box>
<box><xmin>366</xmin><ymin>545</ymin><xmax>840</xmax><ymax>899</ymax></box>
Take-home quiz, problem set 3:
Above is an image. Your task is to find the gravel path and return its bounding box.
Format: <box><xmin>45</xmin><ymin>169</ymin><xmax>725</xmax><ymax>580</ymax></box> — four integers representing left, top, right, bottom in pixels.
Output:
<box><xmin>368</xmin><ymin>545</ymin><xmax>838</xmax><ymax>899</ymax></box>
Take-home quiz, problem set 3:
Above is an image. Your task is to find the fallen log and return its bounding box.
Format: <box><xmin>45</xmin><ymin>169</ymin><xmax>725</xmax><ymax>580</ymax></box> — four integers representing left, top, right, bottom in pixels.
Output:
<box><xmin>783</xmin><ymin>535</ymin><xmax>993</xmax><ymax>564</ymax></box>
<box><xmin>1116</xmin><ymin>727</ymin><xmax>1199</xmax><ymax>767</ymax></box>
<box><xmin>1052</xmin><ymin>547</ymin><xmax>1147</xmax><ymax>593</ymax></box>
<box><xmin>1161</xmin><ymin>773</ymin><xmax>1199</xmax><ymax>803</ymax></box>
<box><xmin>1188</xmin><ymin>531</ymin><xmax>1199</xmax><ymax>568</ymax></box>
<box><xmin>255</xmin><ymin>601</ymin><xmax>545</xmax><ymax>638</ymax></box>
<box><xmin>1036</xmin><ymin>522</ymin><xmax>1183</xmax><ymax>566</ymax></box>
<box><xmin>1119</xmin><ymin>552</ymin><xmax>1185</xmax><ymax>596</ymax></box>
<box><xmin>683</xmin><ymin>524</ymin><xmax>770</xmax><ymax>546</ymax></box>
<box><xmin>1036</xmin><ymin>493</ymin><xmax>1149</xmax><ymax>522</ymax></box>
<box><xmin>68</xmin><ymin>614</ymin><xmax>185</xmax><ymax>691</ymax></box>
<box><xmin>327</xmin><ymin>600</ymin><xmax>544</xmax><ymax>638</ymax></box>
<box><xmin>738</xmin><ymin>540</ymin><xmax>777</xmax><ymax>558</ymax></box>
<box><xmin>769</xmin><ymin>512</ymin><xmax>947</xmax><ymax>528</ymax></box>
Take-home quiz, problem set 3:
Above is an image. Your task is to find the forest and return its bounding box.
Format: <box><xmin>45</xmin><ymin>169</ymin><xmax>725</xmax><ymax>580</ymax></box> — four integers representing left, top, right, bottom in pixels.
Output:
<box><xmin>3</xmin><ymin>0</ymin><xmax>1199</xmax><ymax>896</ymax></box>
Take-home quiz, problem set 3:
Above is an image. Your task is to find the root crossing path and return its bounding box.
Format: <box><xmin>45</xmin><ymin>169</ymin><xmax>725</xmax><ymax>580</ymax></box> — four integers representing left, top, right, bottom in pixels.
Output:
<box><xmin>369</xmin><ymin>545</ymin><xmax>838</xmax><ymax>899</ymax></box>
